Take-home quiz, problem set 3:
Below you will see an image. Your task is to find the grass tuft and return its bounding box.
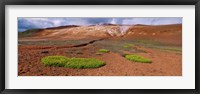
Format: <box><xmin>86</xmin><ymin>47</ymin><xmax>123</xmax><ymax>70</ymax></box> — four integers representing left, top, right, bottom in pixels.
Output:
<box><xmin>41</xmin><ymin>56</ymin><xmax>105</xmax><ymax>69</ymax></box>
<box><xmin>125</xmin><ymin>54</ymin><xmax>152</xmax><ymax>63</ymax></box>
<box><xmin>98</xmin><ymin>49</ymin><xmax>110</xmax><ymax>53</ymax></box>
<box><xmin>96</xmin><ymin>52</ymin><xmax>103</xmax><ymax>55</ymax></box>
<box><xmin>123</xmin><ymin>44</ymin><xmax>134</xmax><ymax>48</ymax></box>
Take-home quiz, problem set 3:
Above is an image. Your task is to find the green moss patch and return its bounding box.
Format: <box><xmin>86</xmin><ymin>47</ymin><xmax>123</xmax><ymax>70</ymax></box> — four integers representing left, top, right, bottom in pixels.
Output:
<box><xmin>96</xmin><ymin>49</ymin><xmax>110</xmax><ymax>55</ymax></box>
<box><xmin>96</xmin><ymin>52</ymin><xmax>103</xmax><ymax>55</ymax></box>
<box><xmin>125</xmin><ymin>54</ymin><xmax>152</xmax><ymax>63</ymax></box>
<box><xmin>41</xmin><ymin>56</ymin><xmax>69</xmax><ymax>67</ymax></box>
<box><xmin>65</xmin><ymin>58</ymin><xmax>105</xmax><ymax>69</ymax></box>
<box><xmin>98</xmin><ymin>49</ymin><xmax>110</xmax><ymax>53</ymax></box>
<box><xmin>41</xmin><ymin>56</ymin><xmax>105</xmax><ymax>69</ymax></box>
<box><xmin>123</xmin><ymin>44</ymin><xmax>134</xmax><ymax>48</ymax></box>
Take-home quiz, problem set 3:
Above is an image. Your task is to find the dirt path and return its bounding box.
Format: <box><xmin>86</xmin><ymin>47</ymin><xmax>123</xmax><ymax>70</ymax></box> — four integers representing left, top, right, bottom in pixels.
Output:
<box><xmin>19</xmin><ymin>38</ymin><xmax>106</xmax><ymax>50</ymax></box>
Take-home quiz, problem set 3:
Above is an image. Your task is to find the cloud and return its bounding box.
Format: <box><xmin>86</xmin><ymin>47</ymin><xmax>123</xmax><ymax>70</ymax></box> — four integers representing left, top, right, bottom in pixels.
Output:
<box><xmin>121</xmin><ymin>18</ymin><xmax>182</xmax><ymax>25</ymax></box>
<box><xmin>18</xmin><ymin>18</ymin><xmax>55</xmax><ymax>31</ymax></box>
<box><xmin>18</xmin><ymin>17</ymin><xmax>182</xmax><ymax>32</ymax></box>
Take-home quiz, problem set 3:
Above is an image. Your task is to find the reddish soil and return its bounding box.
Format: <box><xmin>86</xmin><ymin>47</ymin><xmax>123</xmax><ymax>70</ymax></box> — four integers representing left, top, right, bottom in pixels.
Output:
<box><xmin>18</xmin><ymin>44</ymin><xmax>181</xmax><ymax>76</ymax></box>
<box><xmin>18</xmin><ymin>24</ymin><xmax>182</xmax><ymax>76</ymax></box>
<box><xmin>123</xmin><ymin>24</ymin><xmax>182</xmax><ymax>46</ymax></box>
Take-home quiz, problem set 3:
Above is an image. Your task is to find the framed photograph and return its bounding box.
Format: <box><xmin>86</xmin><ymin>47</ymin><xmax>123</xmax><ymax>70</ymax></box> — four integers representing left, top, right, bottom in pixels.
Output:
<box><xmin>0</xmin><ymin>0</ymin><xmax>199</xmax><ymax>94</ymax></box>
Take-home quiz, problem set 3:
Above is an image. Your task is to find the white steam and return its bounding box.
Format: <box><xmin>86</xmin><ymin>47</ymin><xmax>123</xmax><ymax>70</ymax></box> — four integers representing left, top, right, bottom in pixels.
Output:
<box><xmin>110</xmin><ymin>18</ymin><xmax>131</xmax><ymax>35</ymax></box>
<box><xmin>110</xmin><ymin>18</ymin><xmax>118</xmax><ymax>24</ymax></box>
<box><xmin>119</xmin><ymin>26</ymin><xmax>130</xmax><ymax>35</ymax></box>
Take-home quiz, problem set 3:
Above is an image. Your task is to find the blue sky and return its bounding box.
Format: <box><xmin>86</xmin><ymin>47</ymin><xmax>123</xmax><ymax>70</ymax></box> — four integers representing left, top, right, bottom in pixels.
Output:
<box><xmin>18</xmin><ymin>17</ymin><xmax>182</xmax><ymax>32</ymax></box>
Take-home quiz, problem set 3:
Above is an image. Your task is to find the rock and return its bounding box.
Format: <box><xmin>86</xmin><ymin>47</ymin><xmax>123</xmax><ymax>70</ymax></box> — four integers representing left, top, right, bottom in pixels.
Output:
<box><xmin>41</xmin><ymin>51</ymin><xmax>49</xmax><ymax>54</ymax></box>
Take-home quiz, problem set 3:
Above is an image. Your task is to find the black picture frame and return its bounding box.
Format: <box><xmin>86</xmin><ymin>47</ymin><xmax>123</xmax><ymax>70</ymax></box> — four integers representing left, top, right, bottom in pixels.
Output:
<box><xmin>0</xmin><ymin>0</ymin><xmax>199</xmax><ymax>94</ymax></box>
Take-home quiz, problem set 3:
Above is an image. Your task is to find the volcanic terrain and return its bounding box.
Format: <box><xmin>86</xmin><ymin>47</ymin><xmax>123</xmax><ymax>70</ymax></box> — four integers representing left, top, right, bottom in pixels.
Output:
<box><xmin>18</xmin><ymin>24</ymin><xmax>182</xmax><ymax>76</ymax></box>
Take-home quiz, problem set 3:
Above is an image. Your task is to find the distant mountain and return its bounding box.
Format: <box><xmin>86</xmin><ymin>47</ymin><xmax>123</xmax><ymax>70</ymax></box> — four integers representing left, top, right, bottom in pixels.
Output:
<box><xmin>134</xmin><ymin>24</ymin><xmax>151</xmax><ymax>26</ymax></box>
<box><xmin>18</xmin><ymin>29</ymin><xmax>43</xmax><ymax>38</ymax></box>
<box><xmin>44</xmin><ymin>25</ymin><xmax>79</xmax><ymax>30</ymax></box>
<box><xmin>18</xmin><ymin>24</ymin><xmax>182</xmax><ymax>42</ymax></box>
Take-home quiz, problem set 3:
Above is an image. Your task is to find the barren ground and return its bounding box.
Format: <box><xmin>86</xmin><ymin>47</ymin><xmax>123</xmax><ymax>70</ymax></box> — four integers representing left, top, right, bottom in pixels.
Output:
<box><xmin>18</xmin><ymin>24</ymin><xmax>182</xmax><ymax>76</ymax></box>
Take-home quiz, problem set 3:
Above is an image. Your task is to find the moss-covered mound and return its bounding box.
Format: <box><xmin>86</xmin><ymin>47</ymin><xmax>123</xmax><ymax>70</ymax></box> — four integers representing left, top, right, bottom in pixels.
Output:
<box><xmin>65</xmin><ymin>58</ymin><xmax>105</xmax><ymax>69</ymax></box>
<box><xmin>123</xmin><ymin>44</ymin><xmax>134</xmax><ymax>48</ymax></box>
<box><xmin>125</xmin><ymin>54</ymin><xmax>152</xmax><ymax>63</ymax></box>
<box><xmin>41</xmin><ymin>56</ymin><xmax>105</xmax><ymax>69</ymax></box>
<box><xmin>41</xmin><ymin>56</ymin><xmax>69</xmax><ymax>67</ymax></box>
<box><xmin>98</xmin><ymin>49</ymin><xmax>110</xmax><ymax>53</ymax></box>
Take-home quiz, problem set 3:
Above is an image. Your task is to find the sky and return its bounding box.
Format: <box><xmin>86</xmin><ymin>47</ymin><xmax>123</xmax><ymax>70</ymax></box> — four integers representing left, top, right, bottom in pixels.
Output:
<box><xmin>18</xmin><ymin>17</ymin><xmax>182</xmax><ymax>32</ymax></box>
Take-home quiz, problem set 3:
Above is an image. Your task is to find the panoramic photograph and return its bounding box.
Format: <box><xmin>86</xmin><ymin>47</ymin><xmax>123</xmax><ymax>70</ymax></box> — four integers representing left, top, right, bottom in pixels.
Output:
<box><xmin>18</xmin><ymin>17</ymin><xmax>182</xmax><ymax>76</ymax></box>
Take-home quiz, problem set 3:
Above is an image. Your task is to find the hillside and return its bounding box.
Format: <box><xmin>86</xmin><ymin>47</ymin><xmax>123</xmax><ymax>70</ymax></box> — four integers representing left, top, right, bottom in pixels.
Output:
<box><xmin>19</xmin><ymin>24</ymin><xmax>182</xmax><ymax>45</ymax></box>
<box><xmin>18</xmin><ymin>24</ymin><xmax>182</xmax><ymax>76</ymax></box>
